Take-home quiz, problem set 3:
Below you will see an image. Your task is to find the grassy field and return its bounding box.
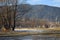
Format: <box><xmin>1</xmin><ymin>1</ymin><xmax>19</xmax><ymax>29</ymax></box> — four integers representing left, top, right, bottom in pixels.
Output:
<box><xmin>0</xmin><ymin>28</ymin><xmax>60</xmax><ymax>37</ymax></box>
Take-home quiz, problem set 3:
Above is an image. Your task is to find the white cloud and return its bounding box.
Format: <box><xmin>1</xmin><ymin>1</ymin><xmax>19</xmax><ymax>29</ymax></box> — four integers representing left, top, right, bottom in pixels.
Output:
<box><xmin>31</xmin><ymin>0</ymin><xmax>38</xmax><ymax>1</ymax></box>
<box><xmin>26</xmin><ymin>0</ymin><xmax>42</xmax><ymax>4</ymax></box>
<box><xmin>53</xmin><ymin>0</ymin><xmax>60</xmax><ymax>2</ymax></box>
<box><xmin>52</xmin><ymin>0</ymin><xmax>60</xmax><ymax>7</ymax></box>
<box><xmin>52</xmin><ymin>4</ymin><xmax>60</xmax><ymax>7</ymax></box>
<box><xmin>27</xmin><ymin>0</ymin><xmax>42</xmax><ymax>3</ymax></box>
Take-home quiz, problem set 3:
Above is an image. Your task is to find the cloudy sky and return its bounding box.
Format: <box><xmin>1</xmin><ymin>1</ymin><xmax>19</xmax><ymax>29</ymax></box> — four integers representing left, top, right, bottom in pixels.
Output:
<box><xmin>21</xmin><ymin>0</ymin><xmax>60</xmax><ymax>7</ymax></box>
<box><xmin>0</xmin><ymin>0</ymin><xmax>60</xmax><ymax>7</ymax></box>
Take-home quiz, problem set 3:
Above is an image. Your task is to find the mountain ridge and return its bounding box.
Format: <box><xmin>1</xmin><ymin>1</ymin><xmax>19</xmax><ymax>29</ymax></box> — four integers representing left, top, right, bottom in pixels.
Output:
<box><xmin>16</xmin><ymin>4</ymin><xmax>60</xmax><ymax>22</ymax></box>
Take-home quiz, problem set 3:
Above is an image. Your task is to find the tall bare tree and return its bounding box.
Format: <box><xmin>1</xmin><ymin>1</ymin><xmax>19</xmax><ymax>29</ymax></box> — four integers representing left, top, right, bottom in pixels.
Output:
<box><xmin>0</xmin><ymin>0</ymin><xmax>17</xmax><ymax>31</ymax></box>
<box><xmin>0</xmin><ymin>0</ymin><xmax>28</xmax><ymax>31</ymax></box>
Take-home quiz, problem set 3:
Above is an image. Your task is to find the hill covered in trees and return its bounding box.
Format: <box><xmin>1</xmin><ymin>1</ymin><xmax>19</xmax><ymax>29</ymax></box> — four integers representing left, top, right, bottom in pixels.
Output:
<box><xmin>16</xmin><ymin>4</ymin><xmax>60</xmax><ymax>28</ymax></box>
<box><xmin>17</xmin><ymin>4</ymin><xmax>60</xmax><ymax>22</ymax></box>
<box><xmin>0</xmin><ymin>4</ymin><xmax>60</xmax><ymax>28</ymax></box>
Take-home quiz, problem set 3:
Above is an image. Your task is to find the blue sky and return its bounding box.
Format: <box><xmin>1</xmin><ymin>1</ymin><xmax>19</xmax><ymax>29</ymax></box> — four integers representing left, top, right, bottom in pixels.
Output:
<box><xmin>0</xmin><ymin>0</ymin><xmax>60</xmax><ymax>7</ymax></box>
<box><xmin>20</xmin><ymin>0</ymin><xmax>60</xmax><ymax>7</ymax></box>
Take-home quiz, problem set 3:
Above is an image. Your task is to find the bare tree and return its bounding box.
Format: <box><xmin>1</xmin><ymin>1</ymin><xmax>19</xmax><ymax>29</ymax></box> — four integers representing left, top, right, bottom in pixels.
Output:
<box><xmin>0</xmin><ymin>0</ymin><xmax>29</xmax><ymax>31</ymax></box>
<box><xmin>0</xmin><ymin>0</ymin><xmax>17</xmax><ymax>31</ymax></box>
